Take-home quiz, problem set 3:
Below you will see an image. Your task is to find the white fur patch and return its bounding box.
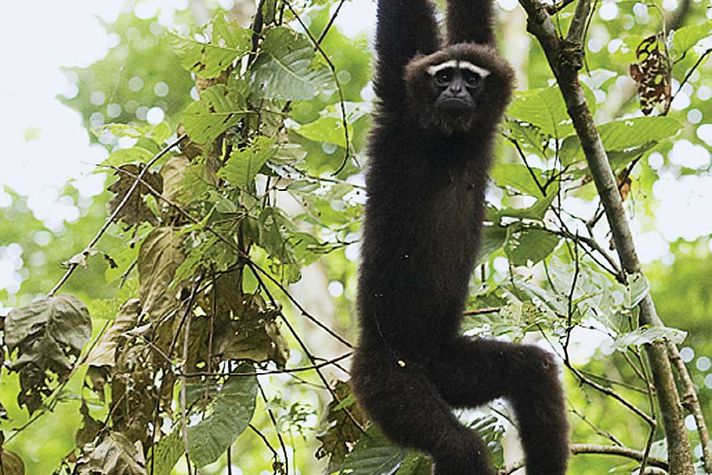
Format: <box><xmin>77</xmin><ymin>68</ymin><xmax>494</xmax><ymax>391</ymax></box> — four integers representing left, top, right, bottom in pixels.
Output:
<box><xmin>427</xmin><ymin>60</ymin><xmax>491</xmax><ymax>78</ymax></box>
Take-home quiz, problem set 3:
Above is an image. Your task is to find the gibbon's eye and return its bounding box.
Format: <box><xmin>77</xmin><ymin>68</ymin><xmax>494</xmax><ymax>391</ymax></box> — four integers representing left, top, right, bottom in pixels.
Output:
<box><xmin>463</xmin><ymin>71</ymin><xmax>482</xmax><ymax>88</ymax></box>
<box><xmin>435</xmin><ymin>69</ymin><xmax>453</xmax><ymax>87</ymax></box>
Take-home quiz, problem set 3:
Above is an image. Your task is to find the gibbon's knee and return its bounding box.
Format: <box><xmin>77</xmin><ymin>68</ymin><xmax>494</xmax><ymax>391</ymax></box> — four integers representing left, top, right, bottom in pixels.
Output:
<box><xmin>509</xmin><ymin>345</ymin><xmax>562</xmax><ymax>396</ymax></box>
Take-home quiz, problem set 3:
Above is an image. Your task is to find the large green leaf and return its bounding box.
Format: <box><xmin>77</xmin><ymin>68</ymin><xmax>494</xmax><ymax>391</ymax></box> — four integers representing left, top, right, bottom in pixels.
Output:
<box><xmin>219</xmin><ymin>136</ymin><xmax>277</xmax><ymax>188</ymax></box>
<box><xmin>508</xmin><ymin>86</ymin><xmax>571</xmax><ymax>137</ymax></box>
<box><xmin>295</xmin><ymin>102</ymin><xmax>369</xmax><ymax>147</ymax></box>
<box><xmin>672</xmin><ymin>20</ymin><xmax>712</xmax><ymax>57</ymax></box>
<box><xmin>612</xmin><ymin>326</ymin><xmax>687</xmax><ymax>351</ymax></box>
<box><xmin>170</xmin><ymin>15</ymin><xmax>252</xmax><ymax>78</ymax></box>
<box><xmin>478</xmin><ymin>224</ymin><xmax>508</xmax><ymax>262</ymax></box>
<box><xmin>625</xmin><ymin>272</ymin><xmax>651</xmax><ymax>309</ymax></box>
<box><xmin>251</xmin><ymin>27</ymin><xmax>335</xmax><ymax>101</ymax></box>
<box><xmin>490</xmin><ymin>163</ymin><xmax>546</xmax><ymax>198</ymax></box>
<box><xmin>560</xmin><ymin>116</ymin><xmax>682</xmax><ymax>165</ymax></box>
<box><xmin>396</xmin><ymin>454</ymin><xmax>432</xmax><ymax>475</ymax></box>
<box><xmin>340</xmin><ymin>427</ymin><xmax>405</xmax><ymax>475</ymax></box>
<box><xmin>187</xmin><ymin>369</ymin><xmax>258</xmax><ymax>467</ymax></box>
<box><xmin>505</xmin><ymin>226</ymin><xmax>560</xmax><ymax>267</ymax></box>
<box><xmin>182</xmin><ymin>82</ymin><xmax>249</xmax><ymax>144</ymax></box>
<box><xmin>493</xmin><ymin>185</ymin><xmax>558</xmax><ymax>222</ymax></box>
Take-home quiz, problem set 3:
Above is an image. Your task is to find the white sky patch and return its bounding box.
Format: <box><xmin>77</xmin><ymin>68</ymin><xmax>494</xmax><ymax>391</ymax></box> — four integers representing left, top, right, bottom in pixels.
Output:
<box><xmin>669</xmin><ymin>140</ymin><xmax>711</xmax><ymax>169</ymax></box>
<box><xmin>653</xmin><ymin>175</ymin><xmax>712</xmax><ymax>241</ymax></box>
<box><xmin>0</xmin><ymin>0</ymin><xmax>126</xmax><ymax>200</ymax></box>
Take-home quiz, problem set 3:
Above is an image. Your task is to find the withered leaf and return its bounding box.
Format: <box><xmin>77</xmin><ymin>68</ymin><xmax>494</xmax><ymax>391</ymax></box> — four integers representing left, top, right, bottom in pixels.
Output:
<box><xmin>86</xmin><ymin>299</ymin><xmax>141</xmax><ymax>393</ymax></box>
<box><xmin>76</xmin><ymin>431</ymin><xmax>146</xmax><ymax>475</ymax></box>
<box><xmin>315</xmin><ymin>380</ymin><xmax>367</xmax><ymax>472</ymax></box>
<box><xmin>5</xmin><ymin>295</ymin><xmax>92</xmax><ymax>414</ymax></box>
<box><xmin>108</xmin><ymin>164</ymin><xmax>163</xmax><ymax>226</ymax></box>
<box><xmin>629</xmin><ymin>34</ymin><xmax>672</xmax><ymax>116</ymax></box>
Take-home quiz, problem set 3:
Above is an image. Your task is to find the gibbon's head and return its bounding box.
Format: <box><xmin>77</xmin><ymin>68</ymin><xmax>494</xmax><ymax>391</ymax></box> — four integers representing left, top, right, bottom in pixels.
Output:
<box><xmin>404</xmin><ymin>43</ymin><xmax>515</xmax><ymax>135</ymax></box>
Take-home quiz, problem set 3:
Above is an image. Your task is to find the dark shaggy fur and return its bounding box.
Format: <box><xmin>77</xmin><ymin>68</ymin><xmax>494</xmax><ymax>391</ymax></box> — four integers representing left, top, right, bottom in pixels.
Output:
<box><xmin>350</xmin><ymin>1</ymin><xmax>569</xmax><ymax>474</ymax></box>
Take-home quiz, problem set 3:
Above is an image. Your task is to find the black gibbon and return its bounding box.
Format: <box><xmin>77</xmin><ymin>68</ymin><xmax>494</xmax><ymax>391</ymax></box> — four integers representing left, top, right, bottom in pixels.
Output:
<box><xmin>350</xmin><ymin>0</ymin><xmax>569</xmax><ymax>474</ymax></box>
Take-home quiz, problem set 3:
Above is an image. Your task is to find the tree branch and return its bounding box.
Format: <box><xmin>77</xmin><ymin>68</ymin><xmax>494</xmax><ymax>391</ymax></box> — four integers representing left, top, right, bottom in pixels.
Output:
<box><xmin>516</xmin><ymin>0</ymin><xmax>695</xmax><ymax>472</ymax></box>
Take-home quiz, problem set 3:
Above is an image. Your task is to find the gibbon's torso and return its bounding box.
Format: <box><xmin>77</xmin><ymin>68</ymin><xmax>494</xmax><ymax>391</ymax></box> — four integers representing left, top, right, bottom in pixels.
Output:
<box><xmin>357</xmin><ymin>116</ymin><xmax>493</xmax><ymax>358</ymax></box>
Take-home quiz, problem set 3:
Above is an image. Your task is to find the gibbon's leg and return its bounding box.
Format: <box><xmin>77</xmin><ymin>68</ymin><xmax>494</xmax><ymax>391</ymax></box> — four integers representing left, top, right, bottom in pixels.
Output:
<box><xmin>374</xmin><ymin>0</ymin><xmax>441</xmax><ymax>107</ymax></box>
<box><xmin>351</xmin><ymin>349</ymin><xmax>497</xmax><ymax>475</ymax></box>
<box><xmin>428</xmin><ymin>338</ymin><xmax>569</xmax><ymax>475</ymax></box>
<box><xmin>446</xmin><ymin>0</ymin><xmax>496</xmax><ymax>46</ymax></box>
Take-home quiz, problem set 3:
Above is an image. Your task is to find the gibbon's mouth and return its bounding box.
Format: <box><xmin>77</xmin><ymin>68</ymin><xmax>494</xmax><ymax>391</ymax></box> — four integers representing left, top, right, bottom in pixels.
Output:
<box><xmin>436</xmin><ymin>97</ymin><xmax>475</xmax><ymax>114</ymax></box>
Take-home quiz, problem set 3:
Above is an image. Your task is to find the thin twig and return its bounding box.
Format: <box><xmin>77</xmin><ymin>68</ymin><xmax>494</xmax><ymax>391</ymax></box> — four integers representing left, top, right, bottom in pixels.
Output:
<box><xmin>48</xmin><ymin>135</ymin><xmax>186</xmax><ymax>297</ymax></box>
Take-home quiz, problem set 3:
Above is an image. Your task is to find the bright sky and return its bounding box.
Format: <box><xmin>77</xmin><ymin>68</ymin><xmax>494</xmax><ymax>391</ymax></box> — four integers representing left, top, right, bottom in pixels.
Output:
<box><xmin>0</xmin><ymin>0</ymin><xmax>710</xmax><ymax>267</ymax></box>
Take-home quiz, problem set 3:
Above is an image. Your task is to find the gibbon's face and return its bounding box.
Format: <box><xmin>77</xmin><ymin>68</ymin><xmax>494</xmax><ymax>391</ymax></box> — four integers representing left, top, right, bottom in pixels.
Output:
<box><xmin>404</xmin><ymin>44</ymin><xmax>515</xmax><ymax>135</ymax></box>
<box><xmin>427</xmin><ymin>60</ymin><xmax>490</xmax><ymax>114</ymax></box>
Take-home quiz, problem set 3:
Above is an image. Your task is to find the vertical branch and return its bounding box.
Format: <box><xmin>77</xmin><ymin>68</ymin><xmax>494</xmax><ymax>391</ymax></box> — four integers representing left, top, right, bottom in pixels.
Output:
<box><xmin>516</xmin><ymin>0</ymin><xmax>696</xmax><ymax>472</ymax></box>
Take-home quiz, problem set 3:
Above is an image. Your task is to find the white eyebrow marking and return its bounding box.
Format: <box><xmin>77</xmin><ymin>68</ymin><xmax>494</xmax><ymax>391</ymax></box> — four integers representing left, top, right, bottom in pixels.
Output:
<box><xmin>457</xmin><ymin>61</ymin><xmax>491</xmax><ymax>77</ymax></box>
<box><xmin>426</xmin><ymin>60</ymin><xmax>491</xmax><ymax>78</ymax></box>
<box><xmin>427</xmin><ymin>60</ymin><xmax>458</xmax><ymax>75</ymax></box>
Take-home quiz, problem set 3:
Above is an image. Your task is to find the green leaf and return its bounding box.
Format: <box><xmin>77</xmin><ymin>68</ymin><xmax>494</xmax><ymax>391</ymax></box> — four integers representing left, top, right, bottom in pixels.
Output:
<box><xmin>506</xmin><ymin>121</ymin><xmax>548</xmax><ymax>155</ymax></box>
<box><xmin>600</xmin><ymin>117</ymin><xmax>682</xmax><ymax>151</ymax></box>
<box><xmin>104</xmin><ymin>146</ymin><xmax>155</xmax><ymax>167</ymax></box>
<box><xmin>612</xmin><ymin>325</ymin><xmax>687</xmax><ymax>351</ymax></box>
<box><xmin>560</xmin><ymin>116</ymin><xmax>682</xmax><ymax>165</ymax></box>
<box><xmin>150</xmin><ymin>430</ymin><xmax>183</xmax><ymax>475</ymax></box>
<box><xmin>251</xmin><ymin>27</ymin><xmax>335</xmax><ymax>101</ymax></box>
<box><xmin>340</xmin><ymin>427</ymin><xmax>405</xmax><ymax>475</ymax></box>
<box><xmin>493</xmin><ymin>185</ymin><xmax>558</xmax><ymax>221</ymax></box>
<box><xmin>397</xmin><ymin>454</ymin><xmax>432</xmax><ymax>475</ymax></box>
<box><xmin>182</xmin><ymin>82</ymin><xmax>249</xmax><ymax>144</ymax></box>
<box><xmin>490</xmin><ymin>163</ymin><xmax>546</xmax><ymax>197</ymax></box>
<box><xmin>170</xmin><ymin>15</ymin><xmax>251</xmax><ymax>78</ymax></box>
<box><xmin>188</xmin><ymin>367</ymin><xmax>258</xmax><ymax>467</ymax></box>
<box><xmin>219</xmin><ymin>137</ymin><xmax>277</xmax><ymax>188</ymax></box>
<box><xmin>672</xmin><ymin>20</ymin><xmax>712</xmax><ymax>57</ymax></box>
<box><xmin>478</xmin><ymin>224</ymin><xmax>507</xmax><ymax>262</ymax></box>
<box><xmin>505</xmin><ymin>226</ymin><xmax>560</xmax><ymax>267</ymax></box>
<box><xmin>295</xmin><ymin>102</ymin><xmax>369</xmax><ymax>147</ymax></box>
<box><xmin>508</xmin><ymin>86</ymin><xmax>571</xmax><ymax>137</ymax></box>
<box><xmin>625</xmin><ymin>272</ymin><xmax>651</xmax><ymax>309</ymax></box>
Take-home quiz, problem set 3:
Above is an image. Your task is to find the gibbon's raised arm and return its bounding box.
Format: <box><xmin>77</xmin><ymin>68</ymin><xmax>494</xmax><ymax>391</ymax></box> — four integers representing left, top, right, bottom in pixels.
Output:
<box><xmin>373</xmin><ymin>0</ymin><xmax>441</xmax><ymax>108</ymax></box>
<box><xmin>446</xmin><ymin>0</ymin><xmax>496</xmax><ymax>45</ymax></box>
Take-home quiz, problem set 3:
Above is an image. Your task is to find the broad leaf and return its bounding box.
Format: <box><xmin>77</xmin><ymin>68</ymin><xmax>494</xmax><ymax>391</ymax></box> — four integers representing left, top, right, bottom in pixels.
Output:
<box><xmin>187</xmin><ymin>368</ymin><xmax>258</xmax><ymax>467</ymax></box>
<box><xmin>251</xmin><ymin>27</ymin><xmax>335</xmax><ymax>101</ymax></box>
<box><xmin>508</xmin><ymin>86</ymin><xmax>571</xmax><ymax>137</ymax></box>
<box><xmin>625</xmin><ymin>272</ymin><xmax>651</xmax><ymax>309</ymax></box>
<box><xmin>397</xmin><ymin>454</ymin><xmax>432</xmax><ymax>475</ymax></box>
<box><xmin>612</xmin><ymin>326</ymin><xmax>687</xmax><ymax>351</ymax></box>
<box><xmin>76</xmin><ymin>432</ymin><xmax>146</xmax><ymax>475</ymax></box>
<box><xmin>490</xmin><ymin>163</ymin><xmax>546</xmax><ymax>198</ymax></box>
<box><xmin>340</xmin><ymin>427</ymin><xmax>405</xmax><ymax>475</ymax></box>
<box><xmin>672</xmin><ymin>20</ymin><xmax>712</xmax><ymax>57</ymax></box>
<box><xmin>560</xmin><ymin>116</ymin><xmax>682</xmax><ymax>165</ymax></box>
<box><xmin>182</xmin><ymin>82</ymin><xmax>249</xmax><ymax>144</ymax></box>
<box><xmin>219</xmin><ymin>136</ymin><xmax>277</xmax><ymax>188</ymax></box>
<box><xmin>505</xmin><ymin>226</ymin><xmax>560</xmax><ymax>267</ymax></box>
<box><xmin>478</xmin><ymin>224</ymin><xmax>507</xmax><ymax>262</ymax></box>
<box><xmin>493</xmin><ymin>186</ymin><xmax>558</xmax><ymax>221</ymax></box>
<box><xmin>170</xmin><ymin>15</ymin><xmax>251</xmax><ymax>78</ymax></box>
<box><xmin>5</xmin><ymin>295</ymin><xmax>92</xmax><ymax>413</ymax></box>
<box><xmin>295</xmin><ymin>102</ymin><xmax>369</xmax><ymax>147</ymax></box>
